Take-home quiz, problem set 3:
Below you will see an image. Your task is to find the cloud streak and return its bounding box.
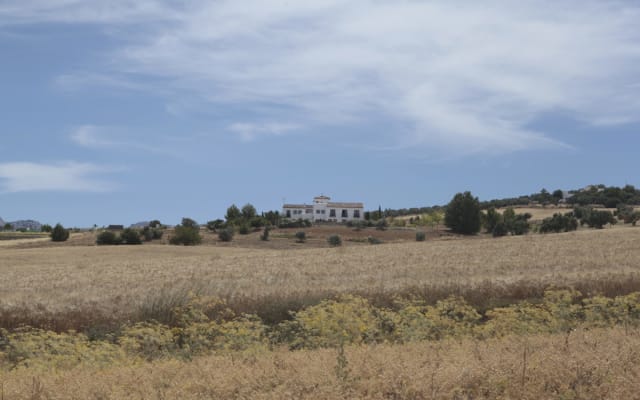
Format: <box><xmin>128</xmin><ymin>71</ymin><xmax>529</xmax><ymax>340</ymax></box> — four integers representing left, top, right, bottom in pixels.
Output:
<box><xmin>228</xmin><ymin>122</ymin><xmax>300</xmax><ymax>142</ymax></box>
<box><xmin>4</xmin><ymin>0</ymin><xmax>640</xmax><ymax>155</ymax></box>
<box><xmin>0</xmin><ymin>162</ymin><xmax>119</xmax><ymax>193</ymax></box>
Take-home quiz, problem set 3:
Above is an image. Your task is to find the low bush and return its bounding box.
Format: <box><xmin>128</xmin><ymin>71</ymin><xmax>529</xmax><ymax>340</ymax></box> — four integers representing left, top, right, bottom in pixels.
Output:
<box><xmin>218</xmin><ymin>228</ymin><xmax>234</xmax><ymax>242</ymax></box>
<box><xmin>327</xmin><ymin>235</ymin><xmax>342</xmax><ymax>247</ymax></box>
<box><xmin>50</xmin><ymin>223</ymin><xmax>70</xmax><ymax>242</ymax></box>
<box><xmin>96</xmin><ymin>231</ymin><xmax>121</xmax><ymax>245</ymax></box>
<box><xmin>260</xmin><ymin>226</ymin><xmax>270</xmax><ymax>241</ymax></box>
<box><xmin>295</xmin><ymin>231</ymin><xmax>306</xmax><ymax>243</ymax></box>
<box><xmin>368</xmin><ymin>236</ymin><xmax>382</xmax><ymax>245</ymax></box>
<box><xmin>120</xmin><ymin>228</ymin><xmax>142</xmax><ymax>245</ymax></box>
<box><xmin>375</xmin><ymin>219</ymin><xmax>388</xmax><ymax>231</ymax></box>
<box><xmin>415</xmin><ymin>231</ymin><xmax>426</xmax><ymax>241</ymax></box>
<box><xmin>238</xmin><ymin>224</ymin><xmax>250</xmax><ymax>235</ymax></box>
<box><xmin>170</xmin><ymin>226</ymin><xmax>202</xmax><ymax>246</ymax></box>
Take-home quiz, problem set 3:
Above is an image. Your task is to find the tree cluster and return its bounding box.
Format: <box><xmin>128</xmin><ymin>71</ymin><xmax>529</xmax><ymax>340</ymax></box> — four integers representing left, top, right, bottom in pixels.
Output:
<box><xmin>483</xmin><ymin>207</ymin><xmax>531</xmax><ymax>237</ymax></box>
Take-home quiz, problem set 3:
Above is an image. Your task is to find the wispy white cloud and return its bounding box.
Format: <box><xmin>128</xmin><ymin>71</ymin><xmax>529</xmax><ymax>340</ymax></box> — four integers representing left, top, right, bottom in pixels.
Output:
<box><xmin>228</xmin><ymin>122</ymin><xmax>300</xmax><ymax>142</ymax></box>
<box><xmin>0</xmin><ymin>162</ymin><xmax>119</xmax><ymax>193</ymax></box>
<box><xmin>5</xmin><ymin>1</ymin><xmax>640</xmax><ymax>155</ymax></box>
<box><xmin>69</xmin><ymin>125</ymin><xmax>183</xmax><ymax>157</ymax></box>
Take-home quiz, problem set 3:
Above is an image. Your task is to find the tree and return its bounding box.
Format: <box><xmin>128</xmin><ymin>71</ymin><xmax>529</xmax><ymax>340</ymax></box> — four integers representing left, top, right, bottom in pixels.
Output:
<box><xmin>206</xmin><ymin>219</ymin><xmax>225</xmax><ymax>232</ymax></box>
<box><xmin>241</xmin><ymin>203</ymin><xmax>257</xmax><ymax>220</ymax></box>
<box><xmin>552</xmin><ymin>189</ymin><xmax>564</xmax><ymax>204</ymax></box>
<box><xmin>181</xmin><ymin>217</ymin><xmax>198</xmax><ymax>229</ymax></box>
<box><xmin>444</xmin><ymin>192</ymin><xmax>481</xmax><ymax>235</ymax></box>
<box><xmin>40</xmin><ymin>224</ymin><xmax>53</xmax><ymax>233</ymax></box>
<box><xmin>225</xmin><ymin>204</ymin><xmax>241</xmax><ymax>224</ymax></box>
<box><xmin>483</xmin><ymin>207</ymin><xmax>501</xmax><ymax>233</ymax></box>
<box><xmin>50</xmin><ymin>223</ymin><xmax>70</xmax><ymax>242</ymax></box>
<box><xmin>585</xmin><ymin>210</ymin><xmax>616</xmax><ymax>229</ymax></box>
<box><xmin>3</xmin><ymin>223</ymin><xmax>12</xmax><ymax>231</ymax></box>
<box><xmin>149</xmin><ymin>220</ymin><xmax>162</xmax><ymax>228</ymax></box>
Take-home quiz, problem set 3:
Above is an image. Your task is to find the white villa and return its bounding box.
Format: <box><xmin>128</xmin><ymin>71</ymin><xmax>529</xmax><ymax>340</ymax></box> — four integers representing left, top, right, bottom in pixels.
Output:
<box><xmin>283</xmin><ymin>195</ymin><xmax>364</xmax><ymax>222</ymax></box>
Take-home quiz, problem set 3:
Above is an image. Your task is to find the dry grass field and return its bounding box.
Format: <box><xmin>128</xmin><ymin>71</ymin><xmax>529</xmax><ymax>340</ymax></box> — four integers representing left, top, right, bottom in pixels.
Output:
<box><xmin>2</xmin><ymin>327</ymin><xmax>639</xmax><ymax>399</ymax></box>
<box><xmin>1</xmin><ymin>226</ymin><xmax>639</xmax><ymax>329</ymax></box>
<box><xmin>2</xmin><ymin>226</ymin><xmax>640</xmax><ymax>399</ymax></box>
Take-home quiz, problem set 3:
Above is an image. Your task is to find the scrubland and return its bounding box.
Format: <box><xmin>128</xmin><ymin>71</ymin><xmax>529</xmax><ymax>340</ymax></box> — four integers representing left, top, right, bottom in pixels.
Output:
<box><xmin>1</xmin><ymin>226</ymin><xmax>640</xmax><ymax>398</ymax></box>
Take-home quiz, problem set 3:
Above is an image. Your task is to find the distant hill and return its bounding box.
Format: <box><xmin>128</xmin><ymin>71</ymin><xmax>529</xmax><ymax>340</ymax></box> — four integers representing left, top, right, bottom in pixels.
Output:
<box><xmin>0</xmin><ymin>216</ymin><xmax>4</xmax><ymax>226</ymax></box>
<box><xmin>10</xmin><ymin>220</ymin><xmax>42</xmax><ymax>231</ymax></box>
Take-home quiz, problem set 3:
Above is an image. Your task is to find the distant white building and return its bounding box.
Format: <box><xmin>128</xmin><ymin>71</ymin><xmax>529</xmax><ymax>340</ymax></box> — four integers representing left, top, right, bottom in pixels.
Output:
<box><xmin>283</xmin><ymin>195</ymin><xmax>364</xmax><ymax>222</ymax></box>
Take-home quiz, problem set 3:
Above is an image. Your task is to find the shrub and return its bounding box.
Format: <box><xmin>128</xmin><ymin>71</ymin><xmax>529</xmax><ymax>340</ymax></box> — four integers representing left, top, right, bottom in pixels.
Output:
<box><xmin>492</xmin><ymin>222</ymin><xmax>508</xmax><ymax>237</ymax></box>
<box><xmin>375</xmin><ymin>219</ymin><xmax>388</xmax><ymax>231</ymax></box>
<box><xmin>368</xmin><ymin>236</ymin><xmax>382</xmax><ymax>245</ymax></box>
<box><xmin>415</xmin><ymin>231</ymin><xmax>426</xmax><ymax>241</ymax></box>
<box><xmin>327</xmin><ymin>235</ymin><xmax>342</xmax><ymax>247</ymax></box>
<box><xmin>120</xmin><ymin>228</ymin><xmax>142</xmax><ymax>245</ymax></box>
<box><xmin>238</xmin><ymin>224</ymin><xmax>250</xmax><ymax>235</ymax></box>
<box><xmin>96</xmin><ymin>231</ymin><xmax>121</xmax><ymax>245</ymax></box>
<box><xmin>40</xmin><ymin>224</ymin><xmax>53</xmax><ymax>233</ymax></box>
<box><xmin>142</xmin><ymin>227</ymin><xmax>163</xmax><ymax>241</ymax></box>
<box><xmin>218</xmin><ymin>228</ymin><xmax>234</xmax><ymax>242</ymax></box>
<box><xmin>260</xmin><ymin>226</ymin><xmax>270</xmax><ymax>241</ymax></box>
<box><xmin>170</xmin><ymin>225</ymin><xmax>202</xmax><ymax>246</ymax></box>
<box><xmin>50</xmin><ymin>223</ymin><xmax>70</xmax><ymax>242</ymax></box>
<box><xmin>295</xmin><ymin>231</ymin><xmax>306</xmax><ymax>243</ymax></box>
<box><xmin>444</xmin><ymin>191</ymin><xmax>481</xmax><ymax>235</ymax></box>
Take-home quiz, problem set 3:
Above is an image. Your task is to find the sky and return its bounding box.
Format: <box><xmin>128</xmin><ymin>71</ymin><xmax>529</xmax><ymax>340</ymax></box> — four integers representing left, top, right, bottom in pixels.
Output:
<box><xmin>1</xmin><ymin>0</ymin><xmax>639</xmax><ymax>227</ymax></box>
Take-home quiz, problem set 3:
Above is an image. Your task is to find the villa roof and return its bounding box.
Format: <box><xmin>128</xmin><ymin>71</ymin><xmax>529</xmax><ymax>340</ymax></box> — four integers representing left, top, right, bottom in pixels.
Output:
<box><xmin>327</xmin><ymin>202</ymin><xmax>363</xmax><ymax>208</ymax></box>
<box><xmin>283</xmin><ymin>204</ymin><xmax>314</xmax><ymax>209</ymax></box>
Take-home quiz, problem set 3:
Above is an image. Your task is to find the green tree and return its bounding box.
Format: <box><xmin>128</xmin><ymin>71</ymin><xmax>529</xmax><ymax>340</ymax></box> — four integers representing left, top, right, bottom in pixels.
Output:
<box><xmin>40</xmin><ymin>224</ymin><xmax>53</xmax><ymax>233</ymax></box>
<box><xmin>181</xmin><ymin>217</ymin><xmax>198</xmax><ymax>229</ymax></box>
<box><xmin>241</xmin><ymin>203</ymin><xmax>257</xmax><ymax>220</ymax></box>
<box><xmin>50</xmin><ymin>223</ymin><xmax>70</xmax><ymax>242</ymax></box>
<box><xmin>444</xmin><ymin>192</ymin><xmax>481</xmax><ymax>235</ymax></box>
<box><xmin>225</xmin><ymin>204</ymin><xmax>241</xmax><ymax>224</ymax></box>
<box><xmin>3</xmin><ymin>223</ymin><xmax>12</xmax><ymax>231</ymax></box>
<box><xmin>483</xmin><ymin>207</ymin><xmax>502</xmax><ymax>233</ymax></box>
<box><xmin>206</xmin><ymin>219</ymin><xmax>225</xmax><ymax>231</ymax></box>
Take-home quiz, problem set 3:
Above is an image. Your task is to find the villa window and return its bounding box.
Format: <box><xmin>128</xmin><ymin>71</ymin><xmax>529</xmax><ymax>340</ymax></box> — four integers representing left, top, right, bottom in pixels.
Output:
<box><xmin>286</xmin><ymin>210</ymin><xmax>291</xmax><ymax>218</ymax></box>
<box><xmin>329</xmin><ymin>209</ymin><xmax>336</xmax><ymax>217</ymax></box>
<box><xmin>354</xmin><ymin>210</ymin><xmax>360</xmax><ymax>218</ymax></box>
<box><xmin>341</xmin><ymin>209</ymin><xmax>348</xmax><ymax>218</ymax></box>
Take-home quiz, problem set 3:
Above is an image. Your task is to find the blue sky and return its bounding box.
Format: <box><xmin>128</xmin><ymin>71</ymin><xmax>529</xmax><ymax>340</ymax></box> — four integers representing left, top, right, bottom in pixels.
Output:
<box><xmin>1</xmin><ymin>1</ymin><xmax>639</xmax><ymax>227</ymax></box>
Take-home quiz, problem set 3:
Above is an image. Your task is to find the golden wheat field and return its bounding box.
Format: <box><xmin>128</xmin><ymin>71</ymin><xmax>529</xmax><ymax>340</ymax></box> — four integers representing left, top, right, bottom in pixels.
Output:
<box><xmin>2</xmin><ymin>327</ymin><xmax>639</xmax><ymax>399</ymax></box>
<box><xmin>1</xmin><ymin>227</ymin><xmax>639</xmax><ymax>313</ymax></box>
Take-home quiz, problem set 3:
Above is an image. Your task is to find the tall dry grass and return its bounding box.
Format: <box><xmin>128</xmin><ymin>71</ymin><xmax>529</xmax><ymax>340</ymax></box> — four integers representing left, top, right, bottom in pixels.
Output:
<box><xmin>1</xmin><ymin>326</ymin><xmax>639</xmax><ymax>399</ymax></box>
